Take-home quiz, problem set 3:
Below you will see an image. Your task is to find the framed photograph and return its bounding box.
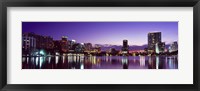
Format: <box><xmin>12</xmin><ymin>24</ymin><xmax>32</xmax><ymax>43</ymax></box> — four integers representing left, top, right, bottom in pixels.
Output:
<box><xmin>0</xmin><ymin>0</ymin><xmax>199</xmax><ymax>91</ymax></box>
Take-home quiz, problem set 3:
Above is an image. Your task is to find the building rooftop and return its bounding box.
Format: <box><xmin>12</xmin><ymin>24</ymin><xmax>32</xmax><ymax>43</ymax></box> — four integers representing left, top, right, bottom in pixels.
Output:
<box><xmin>148</xmin><ymin>31</ymin><xmax>161</xmax><ymax>34</ymax></box>
<box><xmin>62</xmin><ymin>36</ymin><xmax>68</xmax><ymax>38</ymax></box>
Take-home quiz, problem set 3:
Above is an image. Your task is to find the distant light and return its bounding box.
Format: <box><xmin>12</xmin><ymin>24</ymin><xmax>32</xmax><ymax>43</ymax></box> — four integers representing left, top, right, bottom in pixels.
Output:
<box><xmin>72</xmin><ymin>40</ymin><xmax>76</xmax><ymax>42</ymax></box>
<box><xmin>40</xmin><ymin>50</ymin><xmax>44</xmax><ymax>55</ymax></box>
<box><xmin>55</xmin><ymin>56</ymin><xmax>59</xmax><ymax>64</ymax></box>
<box><xmin>62</xmin><ymin>36</ymin><xmax>68</xmax><ymax>38</ymax></box>
<box><xmin>155</xmin><ymin>43</ymin><xmax>159</xmax><ymax>54</ymax></box>
<box><xmin>56</xmin><ymin>52</ymin><xmax>60</xmax><ymax>55</ymax></box>
<box><xmin>80</xmin><ymin>64</ymin><xmax>84</xmax><ymax>69</ymax></box>
<box><xmin>156</xmin><ymin>56</ymin><xmax>159</xmax><ymax>69</ymax></box>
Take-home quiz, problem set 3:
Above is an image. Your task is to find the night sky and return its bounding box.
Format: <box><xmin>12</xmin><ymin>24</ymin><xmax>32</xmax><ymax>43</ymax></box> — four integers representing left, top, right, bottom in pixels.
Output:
<box><xmin>22</xmin><ymin>22</ymin><xmax>178</xmax><ymax>45</ymax></box>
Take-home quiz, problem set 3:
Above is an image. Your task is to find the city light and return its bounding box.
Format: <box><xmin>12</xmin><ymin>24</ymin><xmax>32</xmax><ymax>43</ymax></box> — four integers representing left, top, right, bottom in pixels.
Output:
<box><xmin>22</xmin><ymin>22</ymin><xmax>178</xmax><ymax>69</ymax></box>
<box><xmin>155</xmin><ymin>43</ymin><xmax>159</xmax><ymax>54</ymax></box>
<box><xmin>40</xmin><ymin>50</ymin><xmax>45</xmax><ymax>55</ymax></box>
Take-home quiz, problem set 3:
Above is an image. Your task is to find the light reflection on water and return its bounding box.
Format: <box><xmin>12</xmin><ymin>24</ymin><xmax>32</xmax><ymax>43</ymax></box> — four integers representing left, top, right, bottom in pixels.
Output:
<box><xmin>22</xmin><ymin>55</ymin><xmax>178</xmax><ymax>69</ymax></box>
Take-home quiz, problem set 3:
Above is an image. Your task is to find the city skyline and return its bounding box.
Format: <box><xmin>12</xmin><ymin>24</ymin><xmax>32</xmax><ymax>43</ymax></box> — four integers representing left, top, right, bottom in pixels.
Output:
<box><xmin>22</xmin><ymin>22</ymin><xmax>178</xmax><ymax>69</ymax></box>
<box><xmin>22</xmin><ymin>22</ymin><xmax>178</xmax><ymax>46</ymax></box>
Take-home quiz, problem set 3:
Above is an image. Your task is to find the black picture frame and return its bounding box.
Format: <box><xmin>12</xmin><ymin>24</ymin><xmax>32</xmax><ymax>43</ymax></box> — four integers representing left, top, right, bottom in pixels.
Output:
<box><xmin>0</xmin><ymin>0</ymin><xmax>199</xmax><ymax>91</ymax></box>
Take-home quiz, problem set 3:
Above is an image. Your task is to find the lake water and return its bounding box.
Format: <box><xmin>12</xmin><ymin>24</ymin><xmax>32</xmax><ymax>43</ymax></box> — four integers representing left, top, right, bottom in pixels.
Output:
<box><xmin>22</xmin><ymin>55</ymin><xmax>178</xmax><ymax>69</ymax></box>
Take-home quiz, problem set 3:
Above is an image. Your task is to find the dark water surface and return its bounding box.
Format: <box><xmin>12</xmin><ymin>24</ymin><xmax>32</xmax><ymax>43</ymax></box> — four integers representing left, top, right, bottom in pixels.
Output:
<box><xmin>22</xmin><ymin>55</ymin><xmax>178</xmax><ymax>69</ymax></box>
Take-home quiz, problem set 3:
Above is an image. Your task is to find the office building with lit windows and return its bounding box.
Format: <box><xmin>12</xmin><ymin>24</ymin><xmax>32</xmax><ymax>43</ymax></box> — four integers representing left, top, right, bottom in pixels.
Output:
<box><xmin>169</xmin><ymin>41</ymin><xmax>178</xmax><ymax>52</ymax></box>
<box><xmin>148</xmin><ymin>32</ymin><xmax>161</xmax><ymax>52</ymax></box>
<box><xmin>121</xmin><ymin>40</ymin><xmax>129</xmax><ymax>54</ymax></box>
<box><xmin>60</xmin><ymin>36</ymin><xmax>68</xmax><ymax>52</ymax></box>
<box><xmin>22</xmin><ymin>33</ymin><xmax>36</xmax><ymax>51</ymax></box>
<box><xmin>157</xmin><ymin>42</ymin><xmax>165</xmax><ymax>53</ymax></box>
<box><xmin>68</xmin><ymin>39</ymin><xmax>76</xmax><ymax>50</ymax></box>
<box><xmin>23</xmin><ymin>32</ymin><xmax>54</xmax><ymax>50</ymax></box>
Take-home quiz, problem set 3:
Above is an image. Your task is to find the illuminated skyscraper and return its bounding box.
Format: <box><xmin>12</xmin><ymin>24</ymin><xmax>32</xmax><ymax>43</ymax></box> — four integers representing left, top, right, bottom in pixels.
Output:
<box><xmin>122</xmin><ymin>40</ymin><xmax>129</xmax><ymax>54</ymax></box>
<box><xmin>148</xmin><ymin>32</ymin><xmax>161</xmax><ymax>52</ymax></box>
<box><xmin>68</xmin><ymin>39</ymin><xmax>76</xmax><ymax>50</ymax></box>
<box><xmin>169</xmin><ymin>41</ymin><xmax>178</xmax><ymax>52</ymax></box>
<box><xmin>158</xmin><ymin>42</ymin><xmax>165</xmax><ymax>53</ymax></box>
<box><xmin>155</xmin><ymin>42</ymin><xmax>165</xmax><ymax>53</ymax></box>
<box><xmin>60</xmin><ymin>36</ymin><xmax>68</xmax><ymax>52</ymax></box>
<box><xmin>74</xmin><ymin>43</ymin><xmax>85</xmax><ymax>53</ymax></box>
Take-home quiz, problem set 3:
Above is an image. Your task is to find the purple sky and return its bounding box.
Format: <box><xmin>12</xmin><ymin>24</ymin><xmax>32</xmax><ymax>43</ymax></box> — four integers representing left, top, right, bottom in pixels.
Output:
<box><xmin>22</xmin><ymin>22</ymin><xmax>178</xmax><ymax>45</ymax></box>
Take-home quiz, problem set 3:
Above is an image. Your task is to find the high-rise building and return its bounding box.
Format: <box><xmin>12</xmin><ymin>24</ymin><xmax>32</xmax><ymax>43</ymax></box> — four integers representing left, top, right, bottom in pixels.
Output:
<box><xmin>68</xmin><ymin>39</ymin><xmax>76</xmax><ymax>50</ymax></box>
<box><xmin>169</xmin><ymin>41</ymin><xmax>178</xmax><ymax>52</ymax></box>
<box><xmin>53</xmin><ymin>40</ymin><xmax>61</xmax><ymax>52</ymax></box>
<box><xmin>74</xmin><ymin>43</ymin><xmax>85</xmax><ymax>53</ymax></box>
<box><xmin>123</xmin><ymin>40</ymin><xmax>128</xmax><ymax>47</ymax></box>
<box><xmin>156</xmin><ymin>42</ymin><xmax>165</xmax><ymax>53</ymax></box>
<box><xmin>159</xmin><ymin>42</ymin><xmax>165</xmax><ymax>52</ymax></box>
<box><xmin>84</xmin><ymin>43</ymin><xmax>93</xmax><ymax>52</ymax></box>
<box><xmin>148</xmin><ymin>32</ymin><xmax>161</xmax><ymax>52</ymax></box>
<box><xmin>32</xmin><ymin>33</ymin><xmax>53</xmax><ymax>49</ymax></box>
<box><xmin>121</xmin><ymin>40</ymin><xmax>129</xmax><ymax>54</ymax></box>
<box><xmin>22</xmin><ymin>32</ymin><xmax>53</xmax><ymax>50</ymax></box>
<box><xmin>22</xmin><ymin>33</ymin><xmax>36</xmax><ymax>51</ymax></box>
<box><xmin>60</xmin><ymin>36</ymin><xmax>68</xmax><ymax>53</ymax></box>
